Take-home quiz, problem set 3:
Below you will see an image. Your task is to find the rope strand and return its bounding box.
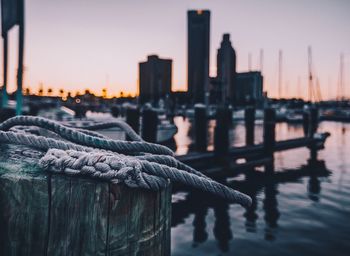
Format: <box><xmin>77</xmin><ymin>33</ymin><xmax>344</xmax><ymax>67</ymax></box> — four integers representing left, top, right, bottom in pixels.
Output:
<box><xmin>0</xmin><ymin>115</ymin><xmax>252</xmax><ymax>207</ymax></box>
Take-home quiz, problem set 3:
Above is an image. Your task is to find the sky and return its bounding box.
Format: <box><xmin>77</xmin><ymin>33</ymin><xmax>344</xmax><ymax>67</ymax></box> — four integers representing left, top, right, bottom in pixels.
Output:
<box><xmin>1</xmin><ymin>0</ymin><xmax>350</xmax><ymax>99</ymax></box>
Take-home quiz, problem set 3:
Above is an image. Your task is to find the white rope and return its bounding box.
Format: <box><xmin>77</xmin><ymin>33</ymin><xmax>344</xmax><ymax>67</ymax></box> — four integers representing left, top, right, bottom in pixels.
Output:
<box><xmin>0</xmin><ymin>115</ymin><xmax>252</xmax><ymax>207</ymax></box>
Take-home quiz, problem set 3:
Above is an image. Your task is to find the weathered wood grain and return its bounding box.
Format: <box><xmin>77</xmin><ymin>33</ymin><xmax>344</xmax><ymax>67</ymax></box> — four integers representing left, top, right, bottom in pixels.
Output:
<box><xmin>0</xmin><ymin>144</ymin><xmax>48</xmax><ymax>256</ymax></box>
<box><xmin>0</xmin><ymin>143</ymin><xmax>172</xmax><ymax>256</ymax></box>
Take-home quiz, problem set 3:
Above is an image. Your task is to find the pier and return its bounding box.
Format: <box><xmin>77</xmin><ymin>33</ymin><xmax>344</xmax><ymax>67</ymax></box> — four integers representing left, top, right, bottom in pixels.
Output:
<box><xmin>177</xmin><ymin>107</ymin><xmax>328</xmax><ymax>177</ymax></box>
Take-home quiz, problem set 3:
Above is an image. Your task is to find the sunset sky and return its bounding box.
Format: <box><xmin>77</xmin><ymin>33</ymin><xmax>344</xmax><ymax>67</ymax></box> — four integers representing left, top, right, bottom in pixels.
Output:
<box><xmin>1</xmin><ymin>0</ymin><xmax>349</xmax><ymax>99</ymax></box>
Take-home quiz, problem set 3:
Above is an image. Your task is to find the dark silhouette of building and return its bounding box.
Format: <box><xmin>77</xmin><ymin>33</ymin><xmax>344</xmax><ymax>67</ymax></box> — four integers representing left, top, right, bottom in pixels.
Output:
<box><xmin>217</xmin><ymin>34</ymin><xmax>237</xmax><ymax>105</ymax></box>
<box><xmin>209</xmin><ymin>77</ymin><xmax>221</xmax><ymax>104</ymax></box>
<box><xmin>187</xmin><ymin>10</ymin><xmax>210</xmax><ymax>104</ymax></box>
<box><xmin>139</xmin><ymin>55</ymin><xmax>172</xmax><ymax>105</ymax></box>
<box><xmin>235</xmin><ymin>71</ymin><xmax>264</xmax><ymax>106</ymax></box>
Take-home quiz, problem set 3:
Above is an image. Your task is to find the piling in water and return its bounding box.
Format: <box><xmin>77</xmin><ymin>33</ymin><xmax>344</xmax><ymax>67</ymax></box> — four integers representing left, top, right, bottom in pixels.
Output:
<box><xmin>142</xmin><ymin>108</ymin><xmax>158</xmax><ymax>143</ymax></box>
<box><xmin>245</xmin><ymin>107</ymin><xmax>255</xmax><ymax>146</ymax></box>
<box><xmin>194</xmin><ymin>104</ymin><xmax>207</xmax><ymax>152</ymax></box>
<box><xmin>126</xmin><ymin>107</ymin><xmax>140</xmax><ymax>138</ymax></box>
<box><xmin>263</xmin><ymin>108</ymin><xmax>276</xmax><ymax>157</ymax></box>
<box><xmin>214</xmin><ymin>106</ymin><xmax>231</xmax><ymax>156</ymax></box>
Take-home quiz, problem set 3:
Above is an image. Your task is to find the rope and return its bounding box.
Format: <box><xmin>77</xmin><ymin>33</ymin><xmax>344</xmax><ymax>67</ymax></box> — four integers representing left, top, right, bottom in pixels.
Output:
<box><xmin>0</xmin><ymin>115</ymin><xmax>252</xmax><ymax>207</ymax></box>
<box><xmin>0</xmin><ymin>115</ymin><xmax>172</xmax><ymax>156</ymax></box>
<box><xmin>67</xmin><ymin>120</ymin><xmax>143</xmax><ymax>142</ymax></box>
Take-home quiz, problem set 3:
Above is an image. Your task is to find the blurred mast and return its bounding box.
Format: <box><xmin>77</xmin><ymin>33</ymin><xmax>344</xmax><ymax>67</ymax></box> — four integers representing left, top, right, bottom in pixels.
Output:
<box><xmin>297</xmin><ymin>76</ymin><xmax>301</xmax><ymax>99</ymax></box>
<box><xmin>248</xmin><ymin>52</ymin><xmax>252</xmax><ymax>71</ymax></box>
<box><xmin>278</xmin><ymin>50</ymin><xmax>282</xmax><ymax>99</ymax></box>
<box><xmin>308</xmin><ymin>46</ymin><xmax>313</xmax><ymax>102</ymax></box>
<box><xmin>337</xmin><ymin>53</ymin><xmax>344</xmax><ymax>101</ymax></box>
<box><xmin>259</xmin><ymin>48</ymin><xmax>264</xmax><ymax>73</ymax></box>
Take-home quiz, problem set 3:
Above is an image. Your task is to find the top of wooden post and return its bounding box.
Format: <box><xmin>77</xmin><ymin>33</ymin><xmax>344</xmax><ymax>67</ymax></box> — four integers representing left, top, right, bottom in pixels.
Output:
<box><xmin>0</xmin><ymin>143</ymin><xmax>171</xmax><ymax>255</ymax></box>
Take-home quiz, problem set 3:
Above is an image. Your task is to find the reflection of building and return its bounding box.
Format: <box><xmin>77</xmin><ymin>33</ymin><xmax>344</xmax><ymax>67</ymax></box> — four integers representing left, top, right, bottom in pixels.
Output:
<box><xmin>235</xmin><ymin>71</ymin><xmax>263</xmax><ymax>106</ymax></box>
<box><xmin>217</xmin><ymin>34</ymin><xmax>236</xmax><ymax>105</ymax></box>
<box><xmin>187</xmin><ymin>10</ymin><xmax>210</xmax><ymax>104</ymax></box>
<box><xmin>139</xmin><ymin>55</ymin><xmax>172</xmax><ymax>104</ymax></box>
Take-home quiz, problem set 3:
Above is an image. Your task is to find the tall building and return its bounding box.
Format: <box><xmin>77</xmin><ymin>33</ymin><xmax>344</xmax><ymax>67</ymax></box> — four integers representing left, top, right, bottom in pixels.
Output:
<box><xmin>217</xmin><ymin>34</ymin><xmax>236</xmax><ymax>105</ymax></box>
<box><xmin>235</xmin><ymin>71</ymin><xmax>264</xmax><ymax>106</ymax></box>
<box><xmin>187</xmin><ymin>10</ymin><xmax>210</xmax><ymax>104</ymax></box>
<box><xmin>139</xmin><ymin>55</ymin><xmax>172</xmax><ymax>105</ymax></box>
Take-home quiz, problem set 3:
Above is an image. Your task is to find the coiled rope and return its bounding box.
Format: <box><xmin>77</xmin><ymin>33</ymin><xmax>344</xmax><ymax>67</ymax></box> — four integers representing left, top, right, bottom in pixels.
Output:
<box><xmin>0</xmin><ymin>115</ymin><xmax>252</xmax><ymax>207</ymax></box>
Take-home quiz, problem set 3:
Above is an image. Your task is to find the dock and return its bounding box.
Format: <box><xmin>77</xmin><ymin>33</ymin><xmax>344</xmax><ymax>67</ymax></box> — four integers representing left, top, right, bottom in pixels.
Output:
<box><xmin>176</xmin><ymin>106</ymin><xmax>329</xmax><ymax>177</ymax></box>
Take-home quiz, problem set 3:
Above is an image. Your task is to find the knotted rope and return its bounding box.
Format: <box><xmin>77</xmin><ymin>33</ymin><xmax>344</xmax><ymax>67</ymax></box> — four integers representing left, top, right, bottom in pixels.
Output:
<box><xmin>0</xmin><ymin>116</ymin><xmax>252</xmax><ymax>207</ymax></box>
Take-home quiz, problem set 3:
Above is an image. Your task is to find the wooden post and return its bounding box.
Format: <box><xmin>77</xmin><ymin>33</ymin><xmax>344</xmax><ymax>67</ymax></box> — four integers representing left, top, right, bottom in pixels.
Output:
<box><xmin>245</xmin><ymin>107</ymin><xmax>255</xmax><ymax>146</ymax></box>
<box><xmin>194</xmin><ymin>104</ymin><xmax>207</xmax><ymax>152</ymax></box>
<box><xmin>302</xmin><ymin>111</ymin><xmax>309</xmax><ymax>137</ymax></box>
<box><xmin>263</xmin><ymin>108</ymin><xmax>276</xmax><ymax>157</ymax></box>
<box><xmin>214</xmin><ymin>106</ymin><xmax>230</xmax><ymax>156</ymax></box>
<box><xmin>309</xmin><ymin>107</ymin><xmax>319</xmax><ymax>137</ymax></box>
<box><xmin>74</xmin><ymin>105</ymin><xmax>86</xmax><ymax>118</ymax></box>
<box><xmin>308</xmin><ymin>107</ymin><xmax>319</xmax><ymax>161</ymax></box>
<box><xmin>16</xmin><ymin>0</ymin><xmax>25</xmax><ymax>115</ymax></box>
<box><xmin>0</xmin><ymin>144</ymin><xmax>171</xmax><ymax>256</ymax></box>
<box><xmin>110</xmin><ymin>106</ymin><xmax>120</xmax><ymax>118</ymax></box>
<box><xmin>142</xmin><ymin>108</ymin><xmax>158</xmax><ymax>143</ymax></box>
<box><xmin>126</xmin><ymin>107</ymin><xmax>140</xmax><ymax>136</ymax></box>
<box><xmin>1</xmin><ymin>33</ymin><xmax>8</xmax><ymax>108</ymax></box>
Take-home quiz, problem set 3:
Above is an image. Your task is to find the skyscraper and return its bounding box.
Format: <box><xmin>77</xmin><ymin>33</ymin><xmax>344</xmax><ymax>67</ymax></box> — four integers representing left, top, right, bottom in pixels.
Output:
<box><xmin>217</xmin><ymin>34</ymin><xmax>236</xmax><ymax>105</ymax></box>
<box><xmin>139</xmin><ymin>55</ymin><xmax>172</xmax><ymax>105</ymax></box>
<box><xmin>187</xmin><ymin>10</ymin><xmax>210</xmax><ymax>104</ymax></box>
<box><xmin>235</xmin><ymin>71</ymin><xmax>264</xmax><ymax>106</ymax></box>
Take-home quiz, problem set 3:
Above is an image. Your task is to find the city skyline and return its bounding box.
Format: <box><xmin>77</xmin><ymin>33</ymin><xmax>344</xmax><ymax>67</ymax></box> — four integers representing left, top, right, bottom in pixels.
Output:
<box><xmin>1</xmin><ymin>0</ymin><xmax>349</xmax><ymax>99</ymax></box>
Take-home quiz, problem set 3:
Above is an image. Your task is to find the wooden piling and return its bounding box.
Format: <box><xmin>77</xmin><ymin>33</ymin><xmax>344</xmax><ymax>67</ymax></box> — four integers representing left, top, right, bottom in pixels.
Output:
<box><xmin>142</xmin><ymin>108</ymin><xmax>158</xmax><ymax>143</ymax></box>
<box><xmin>307</xmin><ymin>107</ymin><xmax>319</xmax><ymax>162</ymax></box>
<box><xmin>194</xmin><ymin>104</ymin><xmax>207</xmax><ymax>152</ymax></box>
<box><xmin>302</xmin><ymin>111</ymin><xmax>309</xmax><ymax>137</ymax></box>
<box><xmin>110</xmin><ymin>106</ymin><xmax>120</xmax><ymax>118</ymax></box>
<box><xmin>126</xmin><ymin>106</ymin><xmax>140</xmax><ymax>137</ymax></box>
<box><xmin>263</xmin><ymin>108</ymin><xmax>276</xmax><ymax>156</ymax></box>
<box><xmin>309</xmin><ymin>107</ymin><xmax>319</xmax><ymax>137</ymax></box>
<box><xmin>245</xmin><ymin>107</ymin><xmax>255</xmax><ymax>146</ymax></box>
<box><xmin>214</xmin><ymin>107</ymin><xmax>230</xmax><ymax>156</ymax></box>
<box><xmin>0</xmin><ymin>144</ymin><xmax>172</xmax><ymax>256</ymax></box>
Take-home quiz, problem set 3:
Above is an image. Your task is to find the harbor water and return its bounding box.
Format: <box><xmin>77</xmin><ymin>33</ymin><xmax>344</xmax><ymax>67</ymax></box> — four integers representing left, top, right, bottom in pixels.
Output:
<box><xmin>170</xmin><ymin>118</ymin><xmax>350</xmax><ymax>256</ymax></box>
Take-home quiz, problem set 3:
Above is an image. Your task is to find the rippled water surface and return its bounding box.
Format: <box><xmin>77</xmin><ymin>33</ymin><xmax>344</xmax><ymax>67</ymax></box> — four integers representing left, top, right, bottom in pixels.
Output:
<box><xmin>170</xmin><ymin>118</ymin><xmax>350</xmax><ymax>256</ymax></box>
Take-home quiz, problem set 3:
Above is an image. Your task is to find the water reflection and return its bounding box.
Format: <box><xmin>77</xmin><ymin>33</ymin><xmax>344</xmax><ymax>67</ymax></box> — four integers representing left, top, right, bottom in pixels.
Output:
<box><xmin>172</xmin><ymin>159</ymin><xmax>331</xmax><ymax>253</ymax></box>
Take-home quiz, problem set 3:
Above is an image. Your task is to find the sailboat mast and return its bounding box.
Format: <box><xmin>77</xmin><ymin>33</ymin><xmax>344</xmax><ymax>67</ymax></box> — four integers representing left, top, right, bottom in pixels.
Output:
<box><xmin>339</xmin><ymin>53</ymin><xmax>344</xmax><ymax>101</ymax></box>
<box><xmin>278</xmin><ymin>50</ymin><xmax>283</xmax><ymax>99</ymax></box>
<box><xmin>308</xmin><ymin>46</ymin><xmax>313</xmax><ymax>102</ymax></box>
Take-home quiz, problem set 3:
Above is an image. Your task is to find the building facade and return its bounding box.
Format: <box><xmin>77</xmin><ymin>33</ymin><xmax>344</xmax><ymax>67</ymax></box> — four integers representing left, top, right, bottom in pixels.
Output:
<box><xmin>139</xmin><ymin>55</ymin><xmax>172</xmax><ymax>105</ymax></box>
<box><xmin>235</xmin><ymin>71</ymin><xmax>264</xmax><ymax>106</ymax></box>
<box><xmin>187</xmin><ymin>10</ymin><xmax>210</xmax><ymax>104</ymax></box>
<box><xmin>217</xmin><ymin>33</ymin><xmax>237</xmax><ymax>105</ymax></box>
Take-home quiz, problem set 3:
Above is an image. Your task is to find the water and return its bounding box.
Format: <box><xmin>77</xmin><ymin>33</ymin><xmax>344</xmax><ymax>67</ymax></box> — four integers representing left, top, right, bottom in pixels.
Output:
<box><xmin>170</xmin><ymin>117</ymin><xmax>350</xmax><ymax>256</ymax></box>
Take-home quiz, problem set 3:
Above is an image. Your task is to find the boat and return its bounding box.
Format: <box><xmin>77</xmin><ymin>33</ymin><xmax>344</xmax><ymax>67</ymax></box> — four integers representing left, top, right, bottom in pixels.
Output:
<box><xmin>320</xmin><ymin>109</ymin><xmax>350</xmax><ymax>122</ymax></box>
<box><xmin>285</xmin><ymin>111</ymin><xmax>303</xmax><ymax>123</ymax></box>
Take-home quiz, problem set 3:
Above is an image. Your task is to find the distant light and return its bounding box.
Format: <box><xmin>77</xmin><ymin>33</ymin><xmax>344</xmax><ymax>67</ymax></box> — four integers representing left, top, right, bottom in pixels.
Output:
<box><xmin>197</xmin><ymin>10</ymin><xmax>203</xmax><ymax>15</ymax></box>
<box><xmin>76</xmin><ymin>99</ymin><xmax>81</xmax><ymax>103</ymax></box>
